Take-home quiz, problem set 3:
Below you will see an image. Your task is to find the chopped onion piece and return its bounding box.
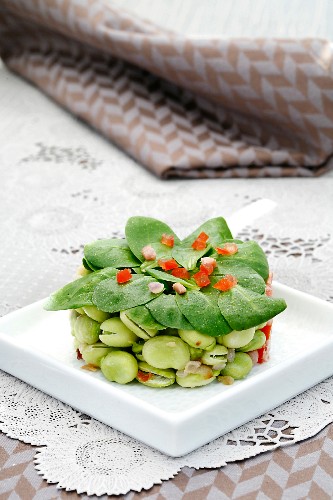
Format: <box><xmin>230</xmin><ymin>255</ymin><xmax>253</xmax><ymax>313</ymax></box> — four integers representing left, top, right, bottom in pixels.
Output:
<box><xmin>201</xmin><ymin>257</ymin><xmax>217</xmax><ymax>268</ymax></box>
<box><xmin>148</xmin><ymin>282</ymin><xmax>164</xmax><ymax>294</ymax></box>
<box><xmin>81</xmin><ymin>363</ymin><xmax>99</xmax><ymax>372</ymax></box>
<box><xmin>176</xmin><ymin>370</ymin><xmax>187</xmax><ymax>378</ymax></box>
<box><xmin>248</xmin><ymin>350</ymin><xmax>259</xmax><ymax>365</ymax></box>
<box><xmin>227</xmin><ymin>348</ymin><xmax>235</xmax><ymax>362</ymax></box>
<box><xmin>142</xmin><ymin>245</ymin><xmax>156</xmax><ymax>261</ymax></box>
<box><xmin>184</xmin><ymin>360</ymin><xmax>201</xmax><ymax>374</ymax></box>
<box><xmin>173</xmin><ymin>282</ymin><xmax>187</xmax><ymax>294</ymax></box>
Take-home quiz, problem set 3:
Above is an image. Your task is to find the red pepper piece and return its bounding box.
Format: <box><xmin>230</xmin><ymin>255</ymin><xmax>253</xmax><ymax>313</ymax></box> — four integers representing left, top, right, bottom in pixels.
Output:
<box><xmin>257</xmin><ymin>344</ymin><xmax>268</xmax><ymax>364</ymax></box>
<box><xmin>161</xmin><ymin>233</ymin><xmax>175</xmax><ymax>248</ymax></box>
<box><xmin>257</xmin><ymin>323</ymin><xmax>273</xmax><ymax>364</ymax></box>
<box><xmin>76</xmin><ymin>348</ymin><xmax>83</xmax><ymax>360</ymax></box>
<box><xmin>216</xmin><ymin>243</ymin><xmax>238</xmax><ymax>256</ymax></box>
<box><xmin>158</xmin><ymin>258</ymin><xmax>179</xmax><ymax>271</ymax></box>
<box><xmin>171</xmin><ymin>268</ymin><xmax>190</xmax><ymax>280</ymax></box>
<box><xmin>191</xmin><ymin>232</ymin><xmax>209</xmax><ymax>250</ymax></box>
<box><xmin>116</xmin><ymin>268</ymin><xmax>132</xmax><ymax>284</ymax></box>
<box><xmin>261</xmin><ymin>323</ymin><xmax>272</xmax><ymax>341</ymax></box>
<box><xmin>193</xmin><ymin>271</ymin><xmax>211</xmax><ymax>288</ymax></box>
<box><xmin>192</xmin><ymin>240</ymin><xmax>206</xmax><ymax>250</ymax></box>
<box><xmin>200</xmin><ymin>263</ymin><xmax>215</xmax><ymax>276</ymax></box>
<box><xmin>137</xmin><ymin>370</ymin><xmax>153</xmax><ymax>382</ymax></box>
<box><xmin>213</xmin><ymin>274</ymin><xmax>238</xmax><ymax>291</ymax></box>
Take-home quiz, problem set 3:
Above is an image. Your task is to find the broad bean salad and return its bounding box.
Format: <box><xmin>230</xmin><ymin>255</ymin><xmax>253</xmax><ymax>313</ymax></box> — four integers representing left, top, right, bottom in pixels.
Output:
<box><xmin>45</xmin><ymin>216</ymin><xmax>287</xmax><ymax>388</ymax></box>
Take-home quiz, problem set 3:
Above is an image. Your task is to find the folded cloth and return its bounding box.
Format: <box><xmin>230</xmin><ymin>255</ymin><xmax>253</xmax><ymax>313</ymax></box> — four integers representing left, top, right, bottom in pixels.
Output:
<box><xmin>1</xmin><ymin>0</ymin><xmax>333</xmax><ymax>178</ymax></box>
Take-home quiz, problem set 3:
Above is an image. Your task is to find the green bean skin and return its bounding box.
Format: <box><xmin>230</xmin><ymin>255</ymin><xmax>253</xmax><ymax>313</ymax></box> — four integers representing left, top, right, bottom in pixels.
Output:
<box><xmin>178</xmin><ymin>329</ymin><xmax>216</xmax><ymax>350</ymax></box>
<box><xmin>220</xmin><ymin>352</ymin><xmax>253</xmax><ymax>379</ymax></box>
<box><xmin>101</xmin><ymin>351</ymin><xmax>138</xmax><ymax>384</ymax></box>
<box><xmin>238</xmin><ymin>329</ymin><xmax>266</xmax><ymax>352</ymax></box>
<box><xmin>80</xmin><ymin>343</ymin><xmax>114</xmax><ymax>367</ymax></box>
<box><xmin>189</xmin><ymin>346</ymin><xmax>204</xmax><ymax>360</ymax></box>
<box><xmin>201</xmin><ymin>345</ymin><xmax>228</xmax><ymax>365</ymax></box>
<box><xmin>176</xmin><ymin>365</ymin><xmax>215</xmax><ymax>388</ymax></box>
<box><xmin>217</xmin><ymin>328</ymin><xmax>255</xmax><ymax>348</ymax></box>
<box><xmin>136</xmin><ymin>362</ymin><xmax>175</xmax><ymax>387</ymax></box>
<box><xmin>100</xmin><ymin>317</ymin><xmax>138</xmax><ymax>347</ymax></box>
<box><xmin>119</xmin><ymin>311</ymin><xmax>157</xmax><ymax>340</ymax></box>
<box><xmin>74</xmin><ymin>315</ymin><xmax>100</xmax><ymax>344</ymax></box>
<box><xmin>142</xmin><ymin>336</ymin><xmax>190</xmax><ymax>370</ymax></box>
<box><xmin>82</xmin><ymin>305</ymin><xmax>110</xmax><ymax>323</ymax></box>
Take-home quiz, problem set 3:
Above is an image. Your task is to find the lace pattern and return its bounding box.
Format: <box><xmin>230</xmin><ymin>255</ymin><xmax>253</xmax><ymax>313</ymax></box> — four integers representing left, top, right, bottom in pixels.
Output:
<box><xmin>1</xmin><ymin>84</ymin><xmax>333</xmax><ymax>494</ymax></box>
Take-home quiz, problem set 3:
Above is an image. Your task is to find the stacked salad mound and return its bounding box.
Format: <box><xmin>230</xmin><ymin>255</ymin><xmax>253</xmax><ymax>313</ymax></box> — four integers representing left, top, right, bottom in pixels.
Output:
<box><xmin>45</xmin><ymin>216</ymin><xmax>287</xmax><ymax>388</ymax></box>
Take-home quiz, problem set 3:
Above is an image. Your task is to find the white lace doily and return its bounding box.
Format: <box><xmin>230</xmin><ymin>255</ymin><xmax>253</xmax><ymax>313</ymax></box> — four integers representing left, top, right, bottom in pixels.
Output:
<box><xmin>1</xmin><ymin>64</ymin><xmax>333</xmax><ymax>496</ymax></box>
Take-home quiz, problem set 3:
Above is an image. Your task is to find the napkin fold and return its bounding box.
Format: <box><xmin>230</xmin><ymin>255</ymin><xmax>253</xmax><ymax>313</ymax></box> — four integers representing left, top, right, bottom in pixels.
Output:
<box><xmin>1</xmin><ymin>0</ymin><xmax>333</xmax><ymax>178</ymax></box>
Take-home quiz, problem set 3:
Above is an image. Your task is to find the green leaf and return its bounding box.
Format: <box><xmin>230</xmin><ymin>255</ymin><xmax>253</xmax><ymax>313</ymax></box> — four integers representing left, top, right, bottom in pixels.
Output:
<box><xmin>171</xmin><ymin>217</ymin><xmax>233</xmax><ymax>271</ymax></box>
<box><xmin>92</xmin><ymin>275</ymin><xmax>162</xmax><ymax>313</ymax></box>
<box><xmin>146</xmin><ymin>268</ymin><xmax>199</xmax><ymax>290</ymax></box>
<box><xmin>125</xmin><ymin>305</ymin><xmax>166</xmax><ymax>331</ymax></box>
<box><xmin>125</xmin><ymin>216</ymin><xmax>180</xmax><ymax>262</ymax></box>
<box><xmin>84</xmin><ymin>238</ymin><xmax>140</xmax><ymax>269</ymax></box>
<box><xmin>218</xmin><ymin>285</ymin><xmax>287</xmax><ymax>330</ymax></box>
<box><xmin>176</xmin><ymin>290</ymin><xmax>232</xmax><ymax>336</ymax></box>
<box><xmin>181</xmin><ymin>217</ymin><xmax>233</xmax><ymax>246</ymax></box>
<box><xmin>216</xmin><ymin>240</ymin><xmax>269</xmax><ymax>281</ymax></box>
<box><xmin>171</xmin><ymin>244</ymin><xmax>210</xmax><ymax>271</ymax></box>
<box><xmin>147</xmin><ymin>294</ymin><xmax>194</xmax><ymax>330</ymax></box>
<box><xmin>44</xmin><ymin>267</ymin><xmax>117</xmax><ymax>311</ymax></box>
<box><xmin>212</xmin><ymin>260</ymin><xmax>266</xmax><ymax>294</ymax></box>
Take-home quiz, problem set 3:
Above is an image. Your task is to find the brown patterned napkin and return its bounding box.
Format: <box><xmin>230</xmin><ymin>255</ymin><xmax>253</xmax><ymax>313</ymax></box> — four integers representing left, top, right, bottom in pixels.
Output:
<box><xmin>1</xmin><ymin>0</ymin><xmax>333</xmax><ymax>178</ymax></box>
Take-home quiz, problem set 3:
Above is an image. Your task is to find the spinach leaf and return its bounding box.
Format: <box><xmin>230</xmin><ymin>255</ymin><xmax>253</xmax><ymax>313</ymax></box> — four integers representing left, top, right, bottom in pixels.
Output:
<box><xmin>171</xmin><ymin>244</ymin><xmax>210</xmax><ymax>271</ymax></box>
<box><xmin>176</xmin><ymin>290</ymin><xmax>232</xmax><ymax>336</ymax></box>
<box><xmin>181</xmin><ymin>217</ymin><xmax>233</xmax><ymax>247</ymax></box>
<box><xmin>92</xmin><ymin>274</ymin><xmax>162</xmax><ymax>313</ymax></box>
<box><xmin>44</xmin><ymin>267</ymin><xmax>117</xmax><ymax>311</ymax></box>
<box><xmin>84</xmin><ymin>238</ymin><xmax>140</xmax><ymax>269</ymax></box>
<box><xmin>147</xmin><ymin>294</ymin><xmax>194</xmax><ymax>330</ymax></box>
<box><xmin>125</xmin><ymin>216</ymin><xmax>180</xmax><ymax>262</ymax></box>
<box><xmin>146</xmin><ymin>268</ymin><xmax>199</xmax><ymax>290</ymax></box>
<box><xmin>216</xmin><ymin>240</ymin><xmax>269</xmax><ymax>281</ymax></box>
<box><xmin>171</xmin><ymin>217</ymin><xmax>233</xmax><ymax>270</ymax></box>
<box><xmin>82</xmin><ymin>258</ymin><xmax>97</xmax><ymax>271</ymax></box>
<box><xmin>125</xmin><ymin>305</ymin><xmax>166</xmax><ymax>331</ymax></box>
<box><xmin>212</xmin><ymin>260</ymin><xmax>266</xmax><ymax>294</ymax></box>
<box><xmin>218</xmin><ymin>285</ymin><xmax>287</xmax><ymax>330</ymax></box>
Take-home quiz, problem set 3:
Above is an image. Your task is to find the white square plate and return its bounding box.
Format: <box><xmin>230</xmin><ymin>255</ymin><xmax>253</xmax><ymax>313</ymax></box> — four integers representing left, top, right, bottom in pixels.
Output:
<box><xmin>0</xmin><ymin>282</ymin><xmax>333</xmax><ymax>456</ymax></box>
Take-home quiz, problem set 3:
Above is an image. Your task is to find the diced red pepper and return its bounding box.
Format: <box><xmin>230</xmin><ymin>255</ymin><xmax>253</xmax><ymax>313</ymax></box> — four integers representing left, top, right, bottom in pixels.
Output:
<box><xmin>260</xmin><ymin>323</ymin><xmax>272</xmax><ymax>341</ymax></box>
<box><xmin>161</xmin><ymin>233</ymin><xmax>175</xmax><ymax>248</ymax></box>
<box><xmin>192</xmin><ymin>240</ymin><xmax>206</xmax><ymax>250</ymax></box>
<box><xmin>257</xmin><ymin>344</ymin><xmax>269</xmax><ymax>364</ymax></box>
<box><xmin>76</xmin><ymin>348</ymin><xmax>83</xmax><ymax>360</ymax></box>
<box><xmin>191</xmin><ymin>232</ymin><xmax>209</xmax><ymax>250</ymax></box>
<box><xmin>137</xmin><ymin>370</ymin><xmax>153</xmax><ymax>382</ymax></box>
<box><xmin>116</xmin><ymin>268</ymin><xmax>132</xmax><ymax>284</ymax></box>
<box><xmin>193</xmin><ymin>271</ymin><xmax>211</xmax><ymax>288</ymax></box>
<box><xmin>171</xmin><ymin>268</ymin><xmax>190</xmax><ymax>280</ymax></box>
<box><xmin>213</xmin><ymin>274</ymin><xmax>238</xmax><ymax>291</ymax></box>
<box><xmin>257</xmin><ymin>322</ymin><xmax>273</xmax><ymax>364</ymax></box>
<box><xmin>216</xmin><ymin>243</ymin><xmax>238</xmax><ymax>256</ymax></box>
<box><xmin>197</xmin><ymin>232</ymin><xmax>209</xmax><ymax>243</ymax></box>
<box><xmin>200</xmin><ymin>263</ymin><xmax>215</xmax><ymax>276</ymax></box>
<box><xmin>158</xmin><ymin>258</ymin><xmax>179</xmax><ymax>271</ymax></box>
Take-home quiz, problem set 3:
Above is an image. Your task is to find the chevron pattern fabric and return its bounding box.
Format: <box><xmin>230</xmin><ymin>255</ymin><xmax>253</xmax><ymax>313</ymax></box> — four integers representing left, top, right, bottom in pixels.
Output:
<box><xmin>0</xmin><ymin>0</ymin><xmax>332</xmax><ymax>178</ymax></box>
<box><xmin>1</xmin><ymin>425</ymin><xmax>333</xmax><ymax>498</ymax></box>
